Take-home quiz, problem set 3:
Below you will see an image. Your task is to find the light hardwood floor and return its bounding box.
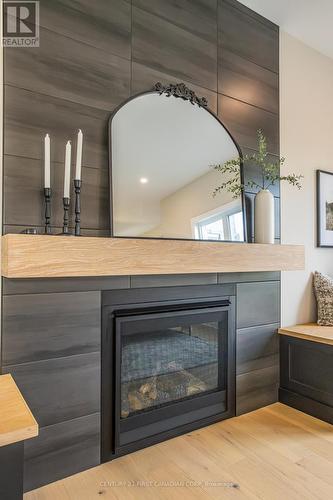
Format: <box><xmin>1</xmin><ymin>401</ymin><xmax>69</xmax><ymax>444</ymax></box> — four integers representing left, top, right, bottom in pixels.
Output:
<box><xmin>25</xmin><ymin>403</ymin><xmax>333</xmax><ymax>500</ymax></box>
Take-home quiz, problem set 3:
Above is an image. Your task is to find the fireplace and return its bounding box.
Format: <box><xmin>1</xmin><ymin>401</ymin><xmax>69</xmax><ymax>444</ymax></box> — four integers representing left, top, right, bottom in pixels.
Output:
<box><xmin>101</xmin><ymin>286</ymin><xmax>235</xmax><ymax>461</ymax></box>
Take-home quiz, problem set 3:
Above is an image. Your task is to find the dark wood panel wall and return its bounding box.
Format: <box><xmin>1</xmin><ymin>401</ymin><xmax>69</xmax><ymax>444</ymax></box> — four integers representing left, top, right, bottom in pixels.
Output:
<box><xmin>2</xmin><ymin>272</ymin><xmax>280</xmax><ymax>490</ymax></box>
<box><xmin>3</xmin><ymin>0</ymin><xmax>279</xmax><ymax>239</ymax></box>
<box><xmin>2</xmin><ymin>0</ymin><xmax>280</xmax><ymax>492</ymax></box>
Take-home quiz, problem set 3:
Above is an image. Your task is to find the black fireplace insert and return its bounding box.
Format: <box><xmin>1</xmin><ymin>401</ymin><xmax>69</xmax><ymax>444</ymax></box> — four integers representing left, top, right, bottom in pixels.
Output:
<box><xmin>101</xmin><ymin>286</ymin><xmax>235</xmax><ymax>461</ymax></box>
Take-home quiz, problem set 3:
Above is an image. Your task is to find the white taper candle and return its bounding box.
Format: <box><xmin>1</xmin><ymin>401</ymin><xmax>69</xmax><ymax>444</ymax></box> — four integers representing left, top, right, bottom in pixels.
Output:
<box><xmin>75</xmin><ymin>129</ymin><xmax>83</xmax><ymax>180</ymax></box>
<box><xmin>44</xmin><ymin>134</ymin><xmax>51</xmax><ymax>188</ymax></box>
<box><xmin>64</xmin><ymin>140</ymin><xmax>71</xmax><ymax>198</ymax></box>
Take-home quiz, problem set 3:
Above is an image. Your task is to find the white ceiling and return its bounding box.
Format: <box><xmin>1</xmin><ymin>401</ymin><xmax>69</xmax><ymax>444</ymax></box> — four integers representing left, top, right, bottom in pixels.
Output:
<box><xmin>238</xmin><ymin>0</ymin><xmax>333</xmax><ymax>60</ymax></box>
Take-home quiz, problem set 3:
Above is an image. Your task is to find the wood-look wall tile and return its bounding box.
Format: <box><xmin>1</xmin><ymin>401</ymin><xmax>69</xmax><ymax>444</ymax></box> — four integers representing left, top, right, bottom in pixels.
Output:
<box><xmin>131</xmin><ymin>62</ymin><xmax>218</xmax><ymax>113</ymax></box>
<box><xmin>4</xmin><ymin>155</ymin><xmax>46</xmax><ymax>227</ymax></box>
<box><xmin>237</xmin><ymin>364</ymin><xmax>279</xmax><ymax>397</ymax></box>
<box><xmin>3</xmin><ymin>156</ymin><xmax>109</xmax><ymax>229</ymax></box>
<box><xmin>237</xmin><ymin>281</ymin><xmax>280</xmax><ymax>329</ymax></box>
<box><xmin>4</xmin><ymin>27</ymin><xmax>130</xmax><ymax>111</ymax></box>
<box><xmin>3</xmin><ymin>352</ymin><xmax>100</xmax><ymax>427</ymax></box>
<box><xmin>4</xmin><ymin>86</ymin><xmax>108</xmax><ymax>168</ymax></box>
<box><xmin>244</xmin><ymin>192</ymin><xmax>280</xmax><ymax>240</ymax></box>
<box><xmin>3</xmin><ymin>275</ymin><xmax>130</xmax><ymax>295</ymax></box>
<box><xmin>80</xmin><ymin>167</ymin><xmax>109</xmax><ymax>229</ymax></box>
<box><xmin>237</xmin><ymin>323</ymin><xmax>279</xmax><ymax>375</ymax></box>
<box><xmin>133</xmin><ymin>0</ymin><xmax>217</xmax><ymax>44</ymax></box>
<box><xmin>236</xmin><ymin>383</ymin><xmax>278</xmax><ymax>416</ymax></box>
<box><xmin>222</xmin><ymin>0</ymin><xmax>277</xmax><ymax>28</ymax></box>
<box><xmin>39</xmin><ymin>0</ymin><xmax>131</xmax><ymax>59</ymax></box>
<box><xmin>219</xmin><ymin>272</ymin><xmax>280</xmax><ymax>284</ymax></box>
<box><xmin>242</xmin><ymin>147</ymin><xmax>280</xmax><ymax>197</ymax></box>
<box><xmin>219</xmin><ymin>0</ymin><xmax>279</xmax><ymax>73</ymax></box>
<box><xmin>219</xmin><ymin>49</ymin><xmax>278</xmax><ymax>113</ymax></box>
<box><xmin>24</xmin><ymin>413</ymin><xmax>100</xmax><ymax>492</ymax></box>
<box><xmin>131</xmin><ymin>274</ymin><xmax>218</xmax><ymax>288</ymax></box>
<box><xmin>132</xmin><ymin>7</ymin><xmax>217</xmax><ymax>91</ymax></box>
<box><xmin>218</xmin><ymin>95</ymin><xmax>279</xmax><ymax>154</ymax></box>
<box><xmin>2</xmin><ymin>292</ymin><xmax>101</xmax><ymax>365</ymax></box>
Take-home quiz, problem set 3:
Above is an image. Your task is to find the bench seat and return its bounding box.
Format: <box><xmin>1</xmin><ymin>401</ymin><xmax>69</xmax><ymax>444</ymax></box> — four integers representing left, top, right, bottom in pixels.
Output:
<box><xmin>278</xmin><ymin>324</ymin><xmax>333</xmax><ymax>424</ymax></box>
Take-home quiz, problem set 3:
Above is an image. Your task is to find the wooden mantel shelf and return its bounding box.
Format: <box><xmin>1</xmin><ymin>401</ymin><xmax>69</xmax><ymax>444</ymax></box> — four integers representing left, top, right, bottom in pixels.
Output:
<box><xmin>1</xmin><ymin>234</ymin><xmax>305</xmax><ymax>279</ymax></box>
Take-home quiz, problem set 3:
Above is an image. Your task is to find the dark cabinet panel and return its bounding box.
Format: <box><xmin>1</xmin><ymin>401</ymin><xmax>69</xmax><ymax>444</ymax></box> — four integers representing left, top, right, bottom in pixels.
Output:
<box><xmin>132</xmin><ymin>7</ymin><xmax>217</xmax><ymax>91</ymax></box>
<box><xmin>4</xmin><ymin>27</ymin><xmax>130</xmax><ymax>111</ymax></box>
<box><xmin>24</xmin><ymin>413</ymin><xmax>100</xmax><ymax>492</ymax></box>
<box><xmin>219</xmin><ymin>49</ymin><xmax>278</xmax><ymax>113</ymax></box>
<box><xmin>219</xmin><ymin>0</ymin><xmax>279</xmax><ymax>73</ymax></box>
<box><xmin>237</xmin><ymin>281</ymin><xmax>280</xmax><ymax>329</ymax></box>
<box><xmin>4</xmin><ymin>86</ymin><xmax>108</xmax><ymax>168</ymax></box>
<box><xmin>39</xmin><ymin>0</ymin><xmax>131</xmax><ymax>59</ymax></box>
<box><xmin>218</xmin><ymin>95</ymin><xmax>279</xmax><ymax>154</ymax></box>
<box><xmin>280</xmin><ymin>336</ymin><xmax>333</xmax><ymax>407</ymax></box>
<box><xmin>131</xmin><ymin>62</ymin><xmax>218</xmax><ymax>113</ymax></box>
<box><xmin>133</xmin><ymin>0</ymin><xmax>217</xmax><ymax>43</ymax></box>
<box><xmin>3</xmin><ymin>352</ymin><xmax>100</xmax><ymax>427</ymax></box>
<box><xmin>3</xmin><ymin>156</ymin><xmax>109</xmax><ymax>229</ymax></box>
<box><xmin>2</xmin><ymin>292</ymin><xmax>101</xmax><ymax>365</ymax></box>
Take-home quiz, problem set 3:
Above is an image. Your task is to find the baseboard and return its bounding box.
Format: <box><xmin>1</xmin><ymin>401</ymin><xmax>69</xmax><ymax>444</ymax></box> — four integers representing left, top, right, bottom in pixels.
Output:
<box><xmin>279</xmin><ymin>388</ymin><xmax>333</xmax><ymax>424</ymax></box>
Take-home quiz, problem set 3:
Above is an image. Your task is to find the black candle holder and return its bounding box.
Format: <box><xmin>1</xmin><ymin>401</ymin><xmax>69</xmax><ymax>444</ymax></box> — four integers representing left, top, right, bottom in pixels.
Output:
<box><xmin>74</xmin><ymin>179</ymin><xmax>81</xmax><ymax>236</ymax></box>
<box><xmin>62</xmin><ymin>197</ymin><xmax>71</xmax><ymax>235</ymax></box>
<box><xmin>44</xmin><ymin>187</ymin><xmax>52</xmax><ymax>234</ymax></box>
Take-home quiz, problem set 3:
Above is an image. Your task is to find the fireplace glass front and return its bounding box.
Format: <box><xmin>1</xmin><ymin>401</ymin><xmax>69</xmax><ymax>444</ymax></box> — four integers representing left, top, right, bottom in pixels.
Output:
<box><xmin>120</xmin><ymin>311</ymin><xmax>225</xmax><ymax>419</ymax></box>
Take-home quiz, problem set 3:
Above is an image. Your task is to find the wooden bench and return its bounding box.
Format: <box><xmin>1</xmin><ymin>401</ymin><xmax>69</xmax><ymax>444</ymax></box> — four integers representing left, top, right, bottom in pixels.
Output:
<box><xmin>278</xmin><ymin>324</ymin><xmax>333</xmax><ymax>424</ymax></box>
<box><xmin>0</xmin><ymin>374</ymin><xmax>38</xmax><ymax>499</ymax></box>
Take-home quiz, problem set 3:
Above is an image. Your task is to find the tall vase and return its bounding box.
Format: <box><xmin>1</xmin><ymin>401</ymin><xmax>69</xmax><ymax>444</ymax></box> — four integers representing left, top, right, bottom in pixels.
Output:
<box><xmin>254</xmin><ymin>189</ymin><xmax>274</xmax><ymax>244</ymax></box>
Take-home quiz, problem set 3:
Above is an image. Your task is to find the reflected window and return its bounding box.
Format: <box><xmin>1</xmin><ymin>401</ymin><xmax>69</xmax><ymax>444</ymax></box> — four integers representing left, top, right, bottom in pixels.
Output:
<box><xmin>192</xmin><ymin>203</ymin><xmax>244</xmax><ymax>241</ymax></box>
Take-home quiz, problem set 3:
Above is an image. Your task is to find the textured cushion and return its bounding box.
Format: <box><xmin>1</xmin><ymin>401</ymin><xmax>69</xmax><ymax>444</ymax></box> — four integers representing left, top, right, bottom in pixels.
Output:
<box><xmin>313</xmin><ymin>271</ymin><xmax>333</xmax><ymax>326</ymax></box>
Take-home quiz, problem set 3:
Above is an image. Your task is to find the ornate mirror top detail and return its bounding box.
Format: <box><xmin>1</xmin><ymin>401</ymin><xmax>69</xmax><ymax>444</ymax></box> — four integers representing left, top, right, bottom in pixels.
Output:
<box><xmin>109</xmin><ymin>82</ymin><xmax>246</xmax><ymax>243</ymax></box>
<box><xmin>153</xmin><ymin>82</ymin><xmax>209</xmax><ymax>108</ymax></box>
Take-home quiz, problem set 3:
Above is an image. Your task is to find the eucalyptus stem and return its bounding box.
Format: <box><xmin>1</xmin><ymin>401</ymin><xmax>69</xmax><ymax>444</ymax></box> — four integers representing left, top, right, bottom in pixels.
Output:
<box><xmin>212</xmin><ymin>129</ymin><xmax>303</xmax><ymax>199</ymax></box>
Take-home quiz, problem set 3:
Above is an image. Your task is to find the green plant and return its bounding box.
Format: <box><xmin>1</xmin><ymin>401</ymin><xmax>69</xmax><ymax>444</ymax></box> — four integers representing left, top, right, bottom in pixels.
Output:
<box><xmin>212</xmin><ymin>129</ymin><xmax>303</xmax><ymax>198</ymax></box>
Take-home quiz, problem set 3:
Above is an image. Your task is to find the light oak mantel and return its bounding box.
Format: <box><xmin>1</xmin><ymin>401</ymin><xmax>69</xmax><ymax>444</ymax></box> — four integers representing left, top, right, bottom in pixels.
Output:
<box><xmin>0</xmin><ymin>374</ymin><xmax>38</xmax><ymax>447</ymax></box>
<box><xmin>1</xmin><ymin>234</ymin><xmax>305</xmax><ymax>279</ymax></box>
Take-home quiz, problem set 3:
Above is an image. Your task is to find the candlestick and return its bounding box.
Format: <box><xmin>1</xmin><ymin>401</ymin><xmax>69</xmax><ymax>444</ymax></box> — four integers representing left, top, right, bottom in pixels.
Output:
<box><xmin>75</xmin><ymin>129</ymin><xmax>83</xmax><ymax>181</ymax></box>
<box><xmin>44</xmin><ymin>134</ymin><xmax>51</xmax><ymax>188</ymax></box>
<box><xmin>62</xmin><ymin>197</ymin><xmax>71</xmax><ymax>235</ymax></box>
<box><xmin>64</xmin><ymin>140</ymin><xmax>71</xmax><ymax>198</ymax></box>
<box><xmin>44</xmin><ymin>187</ymin><xmax>52</xmax><ymax>234</ymax></box>
<box><xmin>74</xmin><ymin>179</ymin><xmax>81</xmax><ymax>236</ymax></box>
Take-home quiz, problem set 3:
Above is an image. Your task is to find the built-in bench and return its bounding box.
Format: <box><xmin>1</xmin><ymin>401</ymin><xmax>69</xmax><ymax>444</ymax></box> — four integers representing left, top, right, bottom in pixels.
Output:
<box><xmin>0</xmin><ymin>374</ymin><xmax>38</xmax><ymax>499</ymax></box>
<box><xmin>278</xmin><ymin>324</ymin><xmax>333</xmax><ymax>424</ymax></box>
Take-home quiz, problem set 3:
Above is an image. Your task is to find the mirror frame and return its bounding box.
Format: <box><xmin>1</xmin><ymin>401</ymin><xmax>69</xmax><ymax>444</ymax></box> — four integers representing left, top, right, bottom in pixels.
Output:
<box><xmin>108</xmin><ymin>82</ymin><xmax>248</xmax><ymax>243</ymax></box>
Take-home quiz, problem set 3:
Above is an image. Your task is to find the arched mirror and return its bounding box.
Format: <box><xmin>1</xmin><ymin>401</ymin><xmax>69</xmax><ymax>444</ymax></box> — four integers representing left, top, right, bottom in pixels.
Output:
<box><xmin>109</xmin><ymin>83</ymin><xmax>247</xmax><ymax>242</ymax></box>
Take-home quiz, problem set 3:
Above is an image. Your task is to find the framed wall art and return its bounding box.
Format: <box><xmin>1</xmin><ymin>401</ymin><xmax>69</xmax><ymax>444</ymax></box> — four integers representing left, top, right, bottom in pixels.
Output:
<box><xmin>317</xmin><ymin>169</ymin><xmax>333</xmax><ymax>247</ymax></box>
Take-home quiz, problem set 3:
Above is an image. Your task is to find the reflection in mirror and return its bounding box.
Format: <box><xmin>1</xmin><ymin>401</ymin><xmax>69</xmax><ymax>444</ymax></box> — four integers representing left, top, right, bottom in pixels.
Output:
<box><xmin>110</xmin><ymin>88</ymin><xmax>246</xmax><ymax>242</ymax></box>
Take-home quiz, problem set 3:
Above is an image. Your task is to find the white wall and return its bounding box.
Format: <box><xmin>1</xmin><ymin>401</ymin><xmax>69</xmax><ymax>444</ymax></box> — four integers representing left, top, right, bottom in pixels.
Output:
<box><xmin>280</xmin><ymin>31</ymin><xmax>333</xmax><ymax>325</ymax></box>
